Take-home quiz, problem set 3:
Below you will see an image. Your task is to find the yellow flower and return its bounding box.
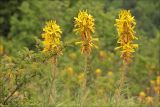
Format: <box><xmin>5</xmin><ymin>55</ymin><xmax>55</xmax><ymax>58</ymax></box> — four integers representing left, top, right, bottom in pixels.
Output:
<box><xmin>42</xmin><ymin>20</ymin><xmax>62</xmax><ymax>55</ymax></box>
<box><xmin>66</xmin><ymin>67</ymin><xmax>74</xmax><ymax>76</ymax></box>
<box><xmin>139</xmin><ymin>91</ymin><xmax>146</xmax><ymax>98</ymax></box>
<box><xmin>99</xmin><ymin>50</ymin><xmax>106</xmax><ymax>57</ymax></box>
<box><xmin>145</xmin><ymin>96</ymin><xmax>153</xmax><ymax>105</ymax></box>
<box><xmin>138</xmin><ymin>91</ymin><xmax>146</xmax><ymax>102</ymax></box>
<box><xmin>74</xmin><ymin>10</ymin><xmax>98</xmax><ymax>54</ymax></box>
<box><xmin>115</xmin><ymin>10</ymin><xmax>138</xmax><ymax>64</ymax></box>
<box><xmin>99</xmin><ymin>50</ymin><xmax>106</xmax><ymax>60</ymax></box>
<box><xmin>95</xmin><ymin>68</ymin><xmax>102</xmax><ymax>77</ymax></box>
<box><xmin>107</xmin><ymin>71</ymin><xmax>113</xmax><ymax>77</ymax></box>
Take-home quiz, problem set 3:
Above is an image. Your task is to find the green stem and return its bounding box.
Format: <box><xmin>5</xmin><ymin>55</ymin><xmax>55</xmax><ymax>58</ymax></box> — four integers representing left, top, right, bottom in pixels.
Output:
<box><xmin>47</xmin><ymin>57</ymin><xmax>57</xmax><ymax>106</ymax></box>
<box><xmin>115</xmin><ymin>64</ymin><xmax>128</xmax><ymax>107</ymax></box>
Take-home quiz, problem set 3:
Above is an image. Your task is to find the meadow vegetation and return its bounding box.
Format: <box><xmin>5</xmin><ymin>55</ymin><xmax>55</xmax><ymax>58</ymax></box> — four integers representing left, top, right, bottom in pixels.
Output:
<box><xmin>0</xmin><ymin>0</ymin><xmax>159</xmax><ymax>106</ymax></box>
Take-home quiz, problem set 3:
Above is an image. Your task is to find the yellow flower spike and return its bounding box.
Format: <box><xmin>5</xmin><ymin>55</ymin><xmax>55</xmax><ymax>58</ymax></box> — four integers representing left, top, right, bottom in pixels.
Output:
<box><xmin>74</xmin><ymin>10</ymin><xmax>98</xmax><ymax>54</ymax></box>
<box><xmin>115</xmin><ymin>10</ymin><xmax>138</xmax><ymax>64</ymax></box>
<box><xmin>74</xmin><ymin>10</ymin><xmax>95</xmax><ymax>33</ymax></box>
<box><xmin>66</xmin><ymin>67</ymin><xmax>74</xmax><ymax>76</ymax></box>
<box><xmin>42</xmin><ymin>20</ymin><xmax>62</xmax><ymax>55</ymax></box>
<box><xmin>145</xmin><ymin>96</ymin><xmax>154</xmax><ymax>105</ymax></box>
<box><xmin>95</xmin><ymin>68</ymin><xmax>102</xmax><ymax>77</ymax></box>
<box><xmin>107</xmin><ymin>71</ymin><xmax>113</xmax><ymax>77</ymax></box>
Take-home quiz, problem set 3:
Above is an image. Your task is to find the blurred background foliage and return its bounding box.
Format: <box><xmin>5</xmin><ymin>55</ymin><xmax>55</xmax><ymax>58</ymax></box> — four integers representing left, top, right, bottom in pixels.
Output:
<box><xmin>0</xmin><ymin>0</ymin><xmax>160</xmax><ymax>106</ymax></box>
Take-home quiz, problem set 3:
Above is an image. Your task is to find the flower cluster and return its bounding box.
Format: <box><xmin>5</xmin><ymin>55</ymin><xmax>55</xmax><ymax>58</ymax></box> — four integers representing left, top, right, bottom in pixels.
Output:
<box><xmin>74</xmin><ymin>10</ymin><xmax>98</xmax><ymax>54</ymax></box>
<box><xmin>42</xmin><ymin>20</ymin><xmax>62</xmax><ymax>55</ymax></box>
<box><xmin>115</xmin><ymin>10</ymin><xmax>138</xmax><ymax>64</ymax></box>
<box><xmin>138</xmin><ymin>91</ymin><xmax>154</xmax><ymax>105</ymax></box>
<box><xmin>138</xmin><ymin>76</ymin><xmax>160</xmax><ymax>106</ymax></box>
